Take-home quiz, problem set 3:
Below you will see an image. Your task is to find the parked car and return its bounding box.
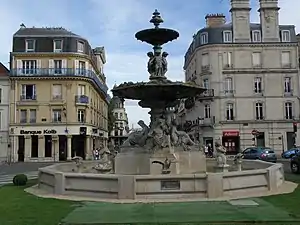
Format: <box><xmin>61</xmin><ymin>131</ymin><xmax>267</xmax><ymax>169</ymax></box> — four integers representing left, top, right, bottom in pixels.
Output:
<box><xmin>242</xmin><ymin>147</ymin><xmax>277</xmax><ymax>163</ymax></box>
<box><xmin>281</xmin><ymin>147</ymin><xmax>300</xmax><ymax>159</ymax></box>
<box><xmin>290</xmin><ymin>152</ymin><xmax>300</xmax><ymax>174</ymax></box>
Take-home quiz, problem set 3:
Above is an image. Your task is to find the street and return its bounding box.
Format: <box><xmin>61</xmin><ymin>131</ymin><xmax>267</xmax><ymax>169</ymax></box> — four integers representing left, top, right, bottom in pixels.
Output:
<box><xmin>0</xmin><ymin>162</ymin><xmax>58</xmax><ymax>186</ymax></box>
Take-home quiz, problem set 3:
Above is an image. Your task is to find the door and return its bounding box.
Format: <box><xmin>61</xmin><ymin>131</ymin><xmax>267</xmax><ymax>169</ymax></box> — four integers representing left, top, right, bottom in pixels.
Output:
<box><xmin>58</xmin><ymin>135</ymin><xmax>67</xmax><ymax>161</ymax></box>
<box><xmin>287</xmin><ymin>132</ymin><xmax>295</xmax><ymax>150</ymax></box>
<box><xmin>18</xmin><ymin>136</ymin><xmax>25</xmax><ymax>162</ymax></box>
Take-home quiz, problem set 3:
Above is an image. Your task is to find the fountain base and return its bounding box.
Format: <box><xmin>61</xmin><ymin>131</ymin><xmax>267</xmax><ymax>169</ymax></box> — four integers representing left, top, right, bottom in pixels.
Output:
<box><xmin>114</xmin><ymin>148</ymin><xmax>206</xmax><ymax>175</ymax></box>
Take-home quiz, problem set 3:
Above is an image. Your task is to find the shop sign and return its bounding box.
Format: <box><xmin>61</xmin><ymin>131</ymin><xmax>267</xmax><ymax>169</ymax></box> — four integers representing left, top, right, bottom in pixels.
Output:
<box><xmin>20</xmin><ymin>129</ymin><xmax>57</xmax><ymax>135</ymax></box>
<box><xmin>223</xmin><ymin>131</ymin><xmax>239</xmax><ymax>137</ymax></box>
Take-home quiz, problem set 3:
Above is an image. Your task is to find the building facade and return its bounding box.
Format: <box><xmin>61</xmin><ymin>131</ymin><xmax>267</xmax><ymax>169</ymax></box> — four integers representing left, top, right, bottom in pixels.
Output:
<box><xmin>109</xmin><ymin>95</ymin><xmax>129</xmax><ymax>146</ymax></box>
<box><xmin>0</xmin><ymin>63</ymin><xmax>10</xmax><ymax>163</ymax></box>
<box><xmin>9</xmin><ymin>26</ymin><xmax>109</xmax><ymax>162</ymax></box>
<box><xmin>181</xmin><ymin>0</ymin><xmax>300</xmax><ymax>154</ymax></box>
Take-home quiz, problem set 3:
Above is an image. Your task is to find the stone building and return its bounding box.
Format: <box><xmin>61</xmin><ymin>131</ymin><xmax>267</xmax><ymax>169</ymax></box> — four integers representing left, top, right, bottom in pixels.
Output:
<box><xmin>109</xmin><ymin>94</ymin><xmax>129</xmax><ymax>146</ymax></box>
<box><xmin>9</xmin><ymin>25</ymin><xmax>109</xmax><ymax>162</ymax></box>
<box><xmin>180</xmin><ymin>0</ymin><xmax>299</xmax><ymax>154</ymax></box>
<box><xmin>0</xmin><ymin>62</ymin><xmax>10</xmax><ymax>163</ymax></box>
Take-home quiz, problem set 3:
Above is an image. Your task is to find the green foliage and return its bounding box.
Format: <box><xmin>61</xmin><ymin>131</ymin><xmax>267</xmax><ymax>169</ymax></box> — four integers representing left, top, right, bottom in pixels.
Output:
<box><xmin>13</xmin><ymin>174</ymin><xmax>28</xmax><ymax>186</ymax></box>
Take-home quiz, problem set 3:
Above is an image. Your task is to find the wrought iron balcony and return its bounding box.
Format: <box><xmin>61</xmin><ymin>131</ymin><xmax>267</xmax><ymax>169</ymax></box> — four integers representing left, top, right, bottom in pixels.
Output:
<box><xmin>10</xmin><ymin>68</ymin><xmax>109</xmax><ymax>100</ymax></box>
<box><xmin>195</xmin><ymin>89</ymin><xmax>214</xmax><ymax>101</ymax></box>
<box><xmin>75</xmin><ymin>95</ymin><xmax>89</xmax><ymax>104</ymax></box>
<box><xmin>20</xmin><ymin>95</ymin><xmax>37</xmax><ymax>101</ymax></box>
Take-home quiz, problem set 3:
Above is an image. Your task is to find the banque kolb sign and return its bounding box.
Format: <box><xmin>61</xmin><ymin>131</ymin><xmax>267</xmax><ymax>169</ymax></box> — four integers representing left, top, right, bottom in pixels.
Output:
<box><xmin>20</xmin><ymin>129</ymin><xmax>57</xmax><ymax>135</ymax></box>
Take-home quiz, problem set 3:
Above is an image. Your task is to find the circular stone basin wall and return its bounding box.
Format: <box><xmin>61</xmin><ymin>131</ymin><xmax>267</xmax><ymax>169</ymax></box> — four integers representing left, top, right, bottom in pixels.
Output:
<box><xmin>38</xmin><ymin>160</ymin><xmax>284</xmax><ymax>201</ymax></box>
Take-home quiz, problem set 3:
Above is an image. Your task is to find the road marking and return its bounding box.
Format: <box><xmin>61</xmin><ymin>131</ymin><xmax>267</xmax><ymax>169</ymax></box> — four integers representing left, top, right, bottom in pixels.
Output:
<box><xmin>0</xmin><ymin>171</ymin><xmax>39</xmax><ymax>186</ymax></box>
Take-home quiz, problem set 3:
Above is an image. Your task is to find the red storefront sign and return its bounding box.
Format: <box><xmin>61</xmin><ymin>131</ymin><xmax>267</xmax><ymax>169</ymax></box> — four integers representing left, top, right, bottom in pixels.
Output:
<box><xmin>223</xmin><ymin>131</ymin><xmax>239</xmax><ymax>137</ymax></box>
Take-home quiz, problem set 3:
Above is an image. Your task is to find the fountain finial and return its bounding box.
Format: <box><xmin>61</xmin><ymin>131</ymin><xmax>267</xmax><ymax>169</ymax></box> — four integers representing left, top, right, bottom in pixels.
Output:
<box><xmin>150</xmin><ymin>9</ymin><xmax>164</xmax><ymax>28</ymax></box>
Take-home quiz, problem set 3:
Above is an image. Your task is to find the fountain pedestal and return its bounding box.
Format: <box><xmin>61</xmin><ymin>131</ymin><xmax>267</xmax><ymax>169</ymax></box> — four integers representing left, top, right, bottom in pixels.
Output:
<box><xmin>114</xmin><ymin>148</ymin><xmax>206</xmax><ymax>175</ymax></box>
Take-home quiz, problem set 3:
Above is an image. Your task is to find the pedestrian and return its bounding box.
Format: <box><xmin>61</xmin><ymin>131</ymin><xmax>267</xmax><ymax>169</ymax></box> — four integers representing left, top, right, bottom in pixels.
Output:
<box><xmin>204</xmin><ymin>145</ymin><xmax>209</xmax><ymax>157</ymax></box>
<box><xmin>208</xmin><ymin>143</ymin><xmax>213</xmax><ymax>158</ymax></box>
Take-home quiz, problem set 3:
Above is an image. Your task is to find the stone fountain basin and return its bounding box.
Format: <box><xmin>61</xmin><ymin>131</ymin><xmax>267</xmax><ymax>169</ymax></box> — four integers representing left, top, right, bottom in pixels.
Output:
<box><xmin>38</xmin><ymin>159</ymin><xmax>284</xmax><ymax>201</ymax></box>
<box><xmin>112</xmin><ymin>82</ymin><xmax>206</xmax><ymax>100</ymax></box>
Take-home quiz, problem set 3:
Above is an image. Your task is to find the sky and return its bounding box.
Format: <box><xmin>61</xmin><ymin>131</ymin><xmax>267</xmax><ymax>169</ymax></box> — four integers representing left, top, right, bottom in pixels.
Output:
<box><xmin>0</xmin><ymin>0</ymin><xmax>299</xmax><ymax>128</ymax></box>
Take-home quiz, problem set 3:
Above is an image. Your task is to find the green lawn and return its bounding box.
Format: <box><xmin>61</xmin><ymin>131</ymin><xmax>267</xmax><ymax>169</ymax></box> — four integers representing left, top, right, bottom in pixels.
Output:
<box><xmin>0</xmin><ymin>175</ymin><xmax>300</xmax><ymax>225</ymax></box>
<box><xmin>0</xmin><ymin>180</ymin><xmax>77</xmax><ymax>225</ymax></box>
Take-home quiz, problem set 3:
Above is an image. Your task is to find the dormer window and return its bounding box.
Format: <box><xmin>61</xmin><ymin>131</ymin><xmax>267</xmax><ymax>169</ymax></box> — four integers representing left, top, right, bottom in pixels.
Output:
<box><xmin>252</xmin><ymin>30</ymin><xmax>261</xmax><ymax>42</ymax></box>
<box><xmin>223</xmin><ymin>31</ymin><xmax>232</xmax><ymax>43</ymax></box>
<box><xmin>53</xmin><ymin>40</ymin><xmax>63</xmax><ymax>52</ymax></box>
<box><xmin>281</xmin><ymin>30</ymin><xmax>291</xmax><ymax>42</ymax></box>
<box><xmin>25</xmin><ymin>39</ymin><xmax>35</xmax><ymax>52</ymax></box>
<box><xmin>200</xmin><ymin>33</ymin><xmax>208</xmax><ymax>44</ymax></box>
<box><xmin>77</xmin><ymin>41</ymin><xmax>84</xmax><ymax>53</ymax></box>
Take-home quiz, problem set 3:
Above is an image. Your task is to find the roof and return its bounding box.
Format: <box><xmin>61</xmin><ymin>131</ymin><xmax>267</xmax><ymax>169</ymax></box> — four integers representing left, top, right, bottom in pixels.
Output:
<box><xmin>13</xmin><ymin>27</ymin><xmax>82</xmax><ymax>38</ymax></box>
<box><xmin>0</xmin><ymin>62</ymin><xmax>9</xmax><ymax>77</ymax></box>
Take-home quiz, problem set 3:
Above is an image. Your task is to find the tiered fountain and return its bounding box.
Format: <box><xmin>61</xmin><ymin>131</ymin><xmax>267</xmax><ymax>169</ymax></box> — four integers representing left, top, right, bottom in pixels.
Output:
<box><xmin>37</xmin><ymin>11</ymin><xmax>285</xmax><ymax>201</ymax></box>
<box><xmin>111</xmin><ymin>9</ymin><xmax>207</xmax><ymax>175</ymax></box>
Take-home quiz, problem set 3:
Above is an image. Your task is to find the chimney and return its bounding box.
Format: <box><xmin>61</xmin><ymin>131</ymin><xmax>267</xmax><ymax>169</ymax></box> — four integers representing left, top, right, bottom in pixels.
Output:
<box><xmin>205</xmin><ymin>14</ymin><xmax>226</xmax><ymax>27</ymax></box>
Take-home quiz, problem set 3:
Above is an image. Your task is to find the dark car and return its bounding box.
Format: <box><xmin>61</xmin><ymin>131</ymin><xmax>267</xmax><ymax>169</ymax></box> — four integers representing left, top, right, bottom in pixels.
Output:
<box><xmin>290</xmin><ymin>152</ymin><xmax>300</xmax><ymax>174</ymax></box>
<box><xmin>281</xmin><ymin>147</ymin><xmax>300</xmax><ymax>159</ymax></box>
<box><xmin>242</xmin><ymin>147</ymin><xmax>277</xmax><ymax>163</ymax></box>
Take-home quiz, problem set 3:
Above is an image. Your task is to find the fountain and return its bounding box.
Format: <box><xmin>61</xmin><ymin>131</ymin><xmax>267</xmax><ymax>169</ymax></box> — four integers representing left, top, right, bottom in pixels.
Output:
<box><xmin>111</xmin><ymin>9</ymin><xmax>207</xmax><ymax>175</ymax></box>
<box><xmin>36</xmin><ymin>10</ymin><xmax>286</xmax><ymax>201</ymax></box>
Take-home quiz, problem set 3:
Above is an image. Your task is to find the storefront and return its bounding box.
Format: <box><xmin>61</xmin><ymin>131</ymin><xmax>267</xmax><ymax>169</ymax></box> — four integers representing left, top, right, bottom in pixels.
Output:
<box><xmin>222</xmin><ymin>130</ymin><xmax>240</xmax><ymax>155</ymax></box>
<box><xmin>9</xmin><ymin>125</ymin><xmax>107</xmax><ymax>162</ymax></box>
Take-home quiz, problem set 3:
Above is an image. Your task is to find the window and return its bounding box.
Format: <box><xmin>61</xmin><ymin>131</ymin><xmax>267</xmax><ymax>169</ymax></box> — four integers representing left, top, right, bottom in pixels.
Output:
<box><xmin>223</xmin><ymin>52</ymin><xmax>232</xmax><ymax>67</ymax></box>
<box><xmin>22</xmin><ymin>60</ymin><xmax>37</xmax><ymax>74</ymax></box>
<box><xmin>25</xmin><ymin>39</ymin><xmax>35</xmax><ymax>52</ymax></box>
<box><xmin>201</xmin><ymin>53</ymin><xmax>209</xmax><ymax>67</ymax></box>
<box><xmin>254</xmin><ymin>77</ymin><xmax>262</xmax><ymax>93</ymax></box>
<box><xmin>281</xmin><ymin>51</ymin><xmax>291</xmax><ymax>67</ymax></box>
<box><xmin>285</xmin><ymin>102</ymin><xmax>293</xmax><ymax>120</ymax></box>
<box><xmin>52</xmin><ymin>109</ymin><xmax>62</xmax><ymax>122</ymax></box>
<box><xmin>78</xmin><ymin>109</ymin><xmax>85</xmax><ymax>123</ymax></box>
<box><xmin>77</xmin><ymin>41</ymin><xmax>84</xmax><ymax>52</ymax></box>
<box><xmin>0</xmin><ymin>111</ymin><xmax>1</xmax><ymax>129</ymax></box>
<box><xmin>281</xmin><ymin>30</ymin><xmax>291</xmax><ymax>42</ymax></box>
<box><xmin>204</xmin><ymin>104</ymin><xmax>211</xmax><ymax>118</ymax></box>
<box><xmin>114</xmin><ymin>112</ymin><xmax>118</xmax><ymax>119</ymax></box>
<box><xmin>224</xmin><ymin>77</ymin><xmax>233</xmax><ymax>93</ymax></box>
<box><xmin>226</xmin><ymin>103</ymin><xmax>234</xmax><ymax>120</ymax></box>
<box><xmin>255</xmin><ymin>102</ymin><xmax>264</xmax><ymax>120</ymax></box>
<box><xmin>252</xmin><ymin>52</ymin><xmax>262</xmax><ymax>67</ymax></box>
<box><xmin>79</xmin><ymin>61</ymin><xmax>86</xmax><ymax>75</ymax></box>
<box><xmin>120</xmin><ymin>113</ymin><xmax>123</xmax><ymax>119</ymax></box>
<box><xmin>284</xmin><ymin>77</ymin><xmax>292</xmax><ymax>93</ymax></box>
<box><xmin>223</xmin><ymin>31</ymin><xmax>232</xmax><ymax>43</ymax></box>
<box><xmin>29</xmin><ymin>109</ymin><xmax>36</xmax><ymax>123</ymax></box>
<box><xmin>52</xmin><ymin>84</ymin><xmax>62</xmax><ymax>99</ymax></box>
<box><xmin>21</xmin><ymin>84</ymin><xmax>36</xmax><ymax>100</ymax></box>
<box><xmin>200</xmin><ymin>33</ymin><xmax>208</xmax><ymax>44</ymax></box>
<box><xmin>0</xmin><ymin>88</ymin><xmax>2</xmax><ymax>103</ymax></box>
<box><xmin>53</xmin><ymin>40</ymin><xmax>63</xmax><ymax>52</ymax></box>
<box><xmin>20</xmin><ymin>109</ymin><xmax>27</xmax><ymax>123</ymax></box>
<box><xmin>252</xmin><ymin>30</ymin><xmax>261</xmax><ymax>42</ymax></box>
<box><xmin>203</xmin><ymin>79</ymin><xmax>209</xmax><ymax>89</ymax></box>
<box><xmin>77</xmin><ymin>84</ymin><xmax>85</xmax><ymax>96</ymax></box>
<box><xmin>54</xmin><ymin>60</ymin><xmax>62</xmax><ymax>74</ymax></box>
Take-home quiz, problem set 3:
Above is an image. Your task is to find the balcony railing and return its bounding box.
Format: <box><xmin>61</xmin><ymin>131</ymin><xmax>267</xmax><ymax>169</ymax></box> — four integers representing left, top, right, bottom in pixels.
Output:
<box><xmin>75</xmin><ymin>95</ymin><xmax>89</xmax><ymax>104</ymax></box>
<box><xmin>11</xmin><ymin>68</ymin><xmax>109</xmax><ymax>100</ymax></box>
<box><xmin>20</xmin><ymin>95</ymin><xmax>37</xmax><ymax>101</ymax></box>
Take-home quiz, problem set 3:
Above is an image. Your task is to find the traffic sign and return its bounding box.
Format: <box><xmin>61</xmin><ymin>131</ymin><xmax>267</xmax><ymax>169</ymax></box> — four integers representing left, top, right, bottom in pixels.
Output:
<box><xmin>251</xmin><ymin>129</ymin><xmax>259</xmax><ymax>135</ymax></box>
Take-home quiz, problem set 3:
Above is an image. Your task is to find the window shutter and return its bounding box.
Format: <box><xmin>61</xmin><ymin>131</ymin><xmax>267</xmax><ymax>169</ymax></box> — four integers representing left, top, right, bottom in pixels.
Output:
<box><xmin>37</xmin><ymin>60</ymin><xmax>41</xmax><ymax>69</ymax></box>
<box><xmin>74</xmin><ymin>60</ymin><xmax>79</xmax><ymax>75</ymax></box>
<box><xmin>62</xmin><ymin>59</ymin><xmax>67</xmax><ymax>74</ymax></box>
<box><xmin>16</xmin><ymin>60</ymin><xmax>22</xmax><ymax>75</ymax></box>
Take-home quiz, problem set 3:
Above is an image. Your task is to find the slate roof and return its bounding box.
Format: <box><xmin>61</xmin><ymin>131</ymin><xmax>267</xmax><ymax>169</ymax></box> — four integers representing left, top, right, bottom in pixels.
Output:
<box><xmin>13</xmin><ymin>27</ymin><xmax>82</xmax><ymax>38</ymax></box>
<box><xmin>0</xmin><ymin>62</ymin><xmax>9</xmax><ymax>77</ymax></box>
